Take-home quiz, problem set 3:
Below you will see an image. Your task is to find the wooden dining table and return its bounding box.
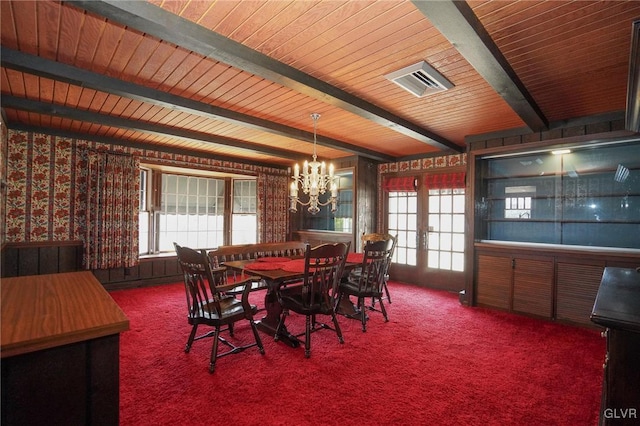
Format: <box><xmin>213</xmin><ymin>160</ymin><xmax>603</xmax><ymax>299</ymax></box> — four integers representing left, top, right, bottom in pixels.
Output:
<box><xmin>223</xmin><ymin>253</ymin><xmax>362</xmax><ymax>348</ymax></box>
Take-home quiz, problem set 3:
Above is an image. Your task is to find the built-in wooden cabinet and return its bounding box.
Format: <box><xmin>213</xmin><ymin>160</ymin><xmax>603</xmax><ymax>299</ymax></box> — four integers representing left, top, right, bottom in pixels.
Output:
<box><xmin>556</xmin><ymin>262</ymin><xmax>603</xmax><ymax>324</ymax></box>
<box><xmin>476</xmin><ymin>254</ymin><xmax>511</xmax><ymax>310</ymax></box>
<box><xmin>512</xmin><ymin>257</ymin><xmax>554</xmax><ymax>317</ymax></box>
<box><xmin>475</xmin><ymin>242</ymin><xmax>639</xmax><ymax>326</ymax></box>
<box><xmin>476</xmin><ymin>251</ymin><xmax>553</xmax><ymax>319</ymax></box>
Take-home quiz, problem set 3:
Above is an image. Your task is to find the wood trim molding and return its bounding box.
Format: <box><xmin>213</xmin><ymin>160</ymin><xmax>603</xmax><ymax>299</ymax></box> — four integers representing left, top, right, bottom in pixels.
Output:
<box><xmin>626</xmin><ymin>19</ymin><xmax>640</xmax><ymax>132</ymax></box>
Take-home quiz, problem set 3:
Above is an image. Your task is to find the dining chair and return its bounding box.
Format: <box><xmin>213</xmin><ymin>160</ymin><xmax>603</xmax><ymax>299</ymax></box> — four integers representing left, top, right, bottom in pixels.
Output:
<box><xmin>208</xmin><ymin>244</ymin><xmax>268</xmax><ymax>294</ymax></box>
<box><xmin>274</xmin><ymin>242</ymin><xmax>350</xmax><ymax>358</ymax></box>
<box><xmin>174</xmin><ymin>243</ymin><xmax>265</xmax><ymax>373</ymax></box>
<box><xmin>360</xmin><ymin>233</ymin><xmax>397</xmax><ymax>304</ymax></box>
<box><xmin>337</xmin><ymin>238</ymin><xmax>394</xmax><ymax>332</ymax></box>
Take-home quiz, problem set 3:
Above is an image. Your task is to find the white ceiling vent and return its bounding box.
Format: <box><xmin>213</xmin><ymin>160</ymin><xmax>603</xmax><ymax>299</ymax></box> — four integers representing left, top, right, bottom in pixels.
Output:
<box><xmin>385</xmin><ymin>61</ymin><xmax>453</xmax><ymax>97</ymax></box>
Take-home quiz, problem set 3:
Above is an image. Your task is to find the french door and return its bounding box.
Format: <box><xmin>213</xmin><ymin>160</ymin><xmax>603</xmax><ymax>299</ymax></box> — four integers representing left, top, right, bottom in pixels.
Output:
<box><xmin>386</xmin><ymin>171</ymin><xmax>466</xmax><ymax>292</ymax></box>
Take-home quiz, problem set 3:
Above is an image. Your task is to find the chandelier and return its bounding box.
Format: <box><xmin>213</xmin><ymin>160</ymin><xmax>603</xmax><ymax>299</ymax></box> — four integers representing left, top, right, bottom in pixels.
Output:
<box><xmin>289</xmin><ymin>113</ymin><xmax>338</xmax><ymax>215</ymax></box>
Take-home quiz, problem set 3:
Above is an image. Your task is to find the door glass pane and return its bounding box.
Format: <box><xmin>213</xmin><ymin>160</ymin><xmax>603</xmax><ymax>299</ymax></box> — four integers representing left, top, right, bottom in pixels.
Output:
<box><xmin>388</xmin><ymin>191</ymin><xmax>418</xmax><ymax>266</ymax></box>
<box><xmin>452</xmin><ymin>252</ymin><xmax>465</xmax><ymax>272</ymax></box>
<box><xmin>427</xmin><ymin>187</ymin><xmax>465</xmax><ymax>271</ymax></box>
<box><xmin>428</xmin><ymin>250</ymin><xmax>439</xmax><ymax>268</ymax></box>
<box><xmin>453</xmin><ymin>194</ymin><xmax>465</xmax><ymax>213</ymax></box>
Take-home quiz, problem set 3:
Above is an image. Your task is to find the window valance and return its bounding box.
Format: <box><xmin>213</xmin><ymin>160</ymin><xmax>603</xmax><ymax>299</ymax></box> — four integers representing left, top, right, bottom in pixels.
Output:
<box><xmin>382</xmin><ymin>176</ymin><xmax>417</xmax><ymax>192</ymax></box>
<box><xmin>423</xmin><ymin>172</ymin><xmax>466</xmax><ymax>189</ymax></box>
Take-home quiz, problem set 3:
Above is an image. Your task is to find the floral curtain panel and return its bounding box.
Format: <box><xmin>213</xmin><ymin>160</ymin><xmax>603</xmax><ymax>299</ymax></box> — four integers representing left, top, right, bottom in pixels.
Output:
<box><xmin>257</xmin><ymin>172</ymin><xmax>289</xmax><ymax>242</ymax></box>
<box><xmin>84</xmin><ymin>150</ymin><xmax>139</xmax><ymax>269</ymax></box>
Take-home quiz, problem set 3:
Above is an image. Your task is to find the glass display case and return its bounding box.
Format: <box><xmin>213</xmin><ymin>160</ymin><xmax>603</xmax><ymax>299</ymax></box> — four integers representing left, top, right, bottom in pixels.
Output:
<box><xmin>475</xmin><ymin>140</ymin><xmax>640</xmax><ymax>249</ymax></box>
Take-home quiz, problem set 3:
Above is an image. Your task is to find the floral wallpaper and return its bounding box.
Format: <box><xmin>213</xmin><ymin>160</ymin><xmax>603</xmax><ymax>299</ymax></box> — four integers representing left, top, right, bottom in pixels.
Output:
<box><xmin>0</xmin><ymin>119</ymin><xmax>6</xmax><ymax>245</ymax></box>
<box><xmin>3</xmin><ymin>129</ymin><xmax>289</xmax><ymax>246</ymax></box>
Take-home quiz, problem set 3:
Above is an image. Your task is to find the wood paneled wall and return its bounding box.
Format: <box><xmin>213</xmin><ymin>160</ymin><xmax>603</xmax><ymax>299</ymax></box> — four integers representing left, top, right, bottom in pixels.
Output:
<box><xmin>1</xmin><ymin>240</ymin><xmax>83</xmax><ymax>277</ymax></box>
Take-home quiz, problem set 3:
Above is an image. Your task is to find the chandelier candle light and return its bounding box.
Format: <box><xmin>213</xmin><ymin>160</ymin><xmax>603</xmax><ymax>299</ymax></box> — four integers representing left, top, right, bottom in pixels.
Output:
<box><xmin>290</xmin><ymin>113</ymin><xmax>338</xmax><ymax>215</ymax></box>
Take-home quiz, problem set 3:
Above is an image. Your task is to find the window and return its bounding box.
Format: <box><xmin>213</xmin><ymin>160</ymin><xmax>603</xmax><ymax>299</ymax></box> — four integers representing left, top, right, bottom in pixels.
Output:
<box><xmin>388</xmin><ymin>191</ymin><xmax>418</xmax><ymax>266</ymax></box>
<box><xmin>428</xmin><ymin>188</ymin><xmax>465</xmax><ymax>271</ymax></box>
<box><xmin>231</xmin><ymin>179</ymin><xmax>257</xmax><ymax>244</ymax></box>
<box><xmin>157</xmin><ymin>174</ymin><xmax>225</xmax><ymax>252</ymax></box>
<box><xmin>138</xmin><ymin>166</ymin><xmax>257</xmax><ymax>255</ymax></box>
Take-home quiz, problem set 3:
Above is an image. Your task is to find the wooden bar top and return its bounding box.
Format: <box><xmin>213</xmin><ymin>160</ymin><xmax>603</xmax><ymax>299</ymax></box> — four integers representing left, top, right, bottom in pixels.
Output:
<box><xmin>1</xmin><ymin>271</ymin><xmax>130</xmax><ymax>358</ymax></box>
<box><xmin>591</xmin><ymin>267</ymin><xmax>640</xmax><ymax>333</ymax></box>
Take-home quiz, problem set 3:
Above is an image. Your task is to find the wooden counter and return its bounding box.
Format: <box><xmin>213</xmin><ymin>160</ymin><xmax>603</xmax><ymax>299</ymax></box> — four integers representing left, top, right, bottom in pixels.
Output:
<box><xmin>1</xmin><ymin>271</ymin><xmax>130</xmax><ymax>425</ymax></box>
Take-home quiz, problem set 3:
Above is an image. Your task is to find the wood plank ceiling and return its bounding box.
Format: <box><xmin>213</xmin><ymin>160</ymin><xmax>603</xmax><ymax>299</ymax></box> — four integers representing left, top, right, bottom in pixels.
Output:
<box><xmin>1</xmin><ymin>0</ymin><xmax>639</xmax><ymax>168</ymax></box>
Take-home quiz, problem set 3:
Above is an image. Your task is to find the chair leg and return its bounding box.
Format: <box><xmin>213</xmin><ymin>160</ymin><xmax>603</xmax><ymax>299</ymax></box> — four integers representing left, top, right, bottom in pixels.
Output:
<box><xmin>249</xmin><ymin>319</ymin><xmax>265</xmax><ymax>355</ymax></box>
<box><xmin>209</xmin><ymin>327</ymin><xmax>221</xmax><ymax>374</ymax></box>
<box><xmin>331</xmin><ymin>312</ymin><xmax>344</xmax><ymax>344</ymax></box>
<box><xmin>185</xmin><ymin>324</ymin><xmax>198</xmax><ymax>353</ymax></box>
<box><xmin>383</xmin><ymin>279</ymin><xmax>392</xmax><ymax>303</ymax></box>
<box><xmin>228</xmin><ymin>322</ymin><xmax>234</xmax><ymax>337</ymax></box>
<box><xmin>274</xmin><ymin>309</ymin><xmax>288</xmax><ymax>342</ymax></box>
<box><xmin>360</xmin><ymin>297</ymin><xmax>367</xmax><ymax>332</ymax></box>
<box><xmin>378</xmin><ymin>297</ymin><xmax>389</xmax><ymax>322</ymax></box>
<box><xmin>304</xmin><ymin>315</ymin><xmax>312</xmax><ymax>358</ymax></box>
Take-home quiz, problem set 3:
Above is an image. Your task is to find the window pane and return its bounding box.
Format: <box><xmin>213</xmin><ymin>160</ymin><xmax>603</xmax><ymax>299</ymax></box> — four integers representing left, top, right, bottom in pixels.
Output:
<box><xmin>441</xmin><ymin>195</ymin><xmax>452</xmax><ymax>213</ymax></box>
<box><xmin>439</xmin><ymin>251</ymin><xmax>452</xmax><ymax>270</ymax></box>
<box><xmin>429</xmin><ymin>195</ymin><xmax>439</xmax><ymax>213</ymax></box>
<box><xmin>452</xmin><ymin>214</ymin><xmax>465</xmax><ymax>232</ymax></box>
<box><xmin>453</xmin><ymin>194</ymin><xmax>465</xmax><ymax>213</ymax></box>
<box><xmin>232</xmin><ymin>214</ymin><xmax>257</xmax><ymax>244</ymax></box>
<box><xmin>428</xmin><ymin>250</ymin><xmax>439</xmax><ymax>268</ymax></box>
<box><xmin>429</xmin><ymin>214</ymin><xmax>440</xmax><ymax>232</ymax></box>
<box><xmin>406</xmin><ymin>248</ymin><xmax>417</xmax><ymax>266</ymax></box>
<box><xmin>452</xmin><ymin>233</ymin><xmax>465</xmax><ymax>252</ymax></box>
<box><xmin>428</xmin><ymin>232</ymin><xmax>439</xmax><ymax>250</ymax></box>
<box><xmin>157</xmin><ymin>174</ymin><xmax>225</xmax><ymax>252</ymax></box>
<box><xmin>441</xmin><ymin>215</ymin><xmax>452</xmax><ymax>232</ymax></box>
<box><xmin>388</xmin><ymin>213</ymin><xmax>398</xmax><ymax>229</ymax></box>
<box><xmin>452</xmin><ymin>253</ymin><xmax>464</xmax><ymax>272</ymax></box>
<box><xmin>440</xmin><ymin>233</ymin><xmax>452</xmax><ymax>251</ymax></box>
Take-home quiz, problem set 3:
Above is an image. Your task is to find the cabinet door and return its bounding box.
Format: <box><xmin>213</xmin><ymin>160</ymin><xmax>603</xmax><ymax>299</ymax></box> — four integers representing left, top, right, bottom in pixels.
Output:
<box><xmin>556</xmin><ymin>262</ymin><xmax>603</xmax><ymax>325</ymax></box>
<box><xmin>512</xmin><ymin>258</ymin><xmax>554</xmax><ymax>318</ymax></box>
<box><xmin>476</xmin><ymin>254</ymin><xmax>511</xmax><ymax>309</ymax></box>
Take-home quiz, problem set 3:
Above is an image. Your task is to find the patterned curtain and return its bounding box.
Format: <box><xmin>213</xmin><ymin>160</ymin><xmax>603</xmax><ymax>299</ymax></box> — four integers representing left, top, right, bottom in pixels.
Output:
<box><xmin>84</xmin><ymin>151</ymin><xmax>139</xmax><ymax>269</ymax></box>
<box><xmin>258</xmin><ymin>172</ymin><xmax>289</xmax><ymax>242</ymax></box>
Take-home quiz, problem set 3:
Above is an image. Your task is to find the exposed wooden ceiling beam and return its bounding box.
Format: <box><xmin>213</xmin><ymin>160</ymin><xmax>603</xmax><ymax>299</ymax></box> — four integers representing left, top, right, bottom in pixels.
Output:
<box><xmin>412</xmin><ymin>0</ymin><xmax>548</xmax><ymax>132</ymax></box>
<box><xmin>1</xmin><ymin>48</ymin><xmax>393</xmax><ymax>163</ymax></box>
<box><xmin>67</xmin><ymin>0</ymin><xmax>463</xmax><ymax>153</ymax></box>
<box><xmin>1</xmin><ymin>96</ymin><xmax>305</xmax><ymax>160</ymax></box>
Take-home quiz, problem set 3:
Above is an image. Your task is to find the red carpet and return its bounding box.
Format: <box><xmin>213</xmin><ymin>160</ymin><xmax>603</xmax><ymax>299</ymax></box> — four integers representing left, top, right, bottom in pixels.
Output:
<box><xmin>110</xmin><ymin>281</ymin><xmax>603</xmax><ymax>426</ymax></box>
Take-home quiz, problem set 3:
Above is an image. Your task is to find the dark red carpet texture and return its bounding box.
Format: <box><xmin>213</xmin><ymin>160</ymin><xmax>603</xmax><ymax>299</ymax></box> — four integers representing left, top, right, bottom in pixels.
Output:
<box><xmin>110</xmin><ymin>281</ymin><xmax>603</xmax><ymax>426</ymax></box>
